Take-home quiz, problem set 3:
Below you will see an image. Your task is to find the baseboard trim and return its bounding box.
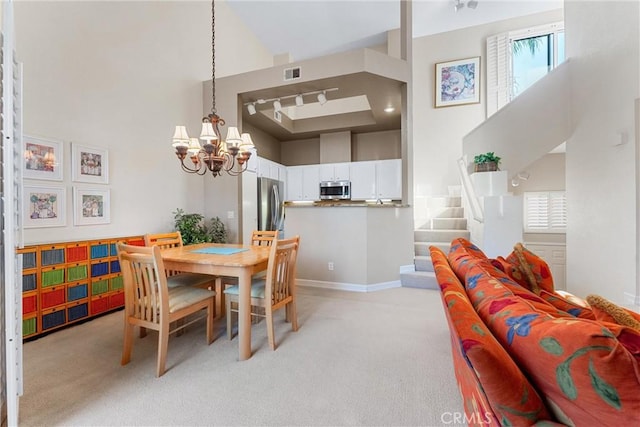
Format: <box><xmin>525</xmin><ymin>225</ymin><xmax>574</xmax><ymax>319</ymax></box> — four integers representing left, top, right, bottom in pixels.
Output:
<box><xmin>297</xmin><ymin>279</ymin><xmax>401</xmax><ymax>293</ymax></box>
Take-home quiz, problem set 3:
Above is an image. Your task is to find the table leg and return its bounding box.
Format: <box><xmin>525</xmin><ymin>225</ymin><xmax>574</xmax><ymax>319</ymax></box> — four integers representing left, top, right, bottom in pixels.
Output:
<box><xmin>238</xmin><ymin>269</ymin><xmax>252</xmax><ymax>361</ymax></box>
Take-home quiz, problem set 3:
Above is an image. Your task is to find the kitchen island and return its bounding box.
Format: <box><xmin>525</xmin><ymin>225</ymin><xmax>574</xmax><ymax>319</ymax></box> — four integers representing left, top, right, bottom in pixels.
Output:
<box><xmin>285</xmin><ymin>202</ymin><xmax>414</xmax><ymax>291</ymax></box>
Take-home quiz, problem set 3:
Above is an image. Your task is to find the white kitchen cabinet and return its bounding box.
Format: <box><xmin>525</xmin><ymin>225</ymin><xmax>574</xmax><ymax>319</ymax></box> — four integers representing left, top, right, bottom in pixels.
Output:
<box><xmin>286</xmin><ymin>165</ymin><xmax>320</xmax><ymax>201</ymax></box>
<box><xmin>319</xmin><ymin>162</ymin><xmax>350</xmax><ymax>182</ymax></box>
<box><xmin>375</xmin><ymin>159</ymin><xmax>402</xmax><ymax>200</ymax></box>
<box><xmin>257</xmin><ymin>156</ymin><xmax>286</xmax><ymax>181</ymax></box>
<box><xmin>350</xmin><ymin>159</ymin><xmax>402</xmax><ymax>200</ymax></box>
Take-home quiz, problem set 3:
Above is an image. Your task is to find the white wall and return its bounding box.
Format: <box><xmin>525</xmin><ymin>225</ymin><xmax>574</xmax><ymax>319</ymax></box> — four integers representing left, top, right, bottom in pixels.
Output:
<box><xmin>15</xmin><ymin>1</ymin><xmax>272</xmax><ymax>245</ymax></box>
<box><xmin>412</xmin><ymin>9</ymin><xmax>564</xmax><ymax>224</ymax></box>
<box><xmin>564</xmin><ymin>0</ymin><xmax>639</xmax><ymax>304</ymax></box>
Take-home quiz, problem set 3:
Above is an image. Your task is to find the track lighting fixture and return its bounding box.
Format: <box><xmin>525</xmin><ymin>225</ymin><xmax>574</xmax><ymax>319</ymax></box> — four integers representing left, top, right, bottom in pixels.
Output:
<box><xmin>317</xmin><ymin>91</ymin><xmax>327</xmax><ymax>105</ymax></box>
<box><xmin>243</xmin><ymin>87</ymin><xmax>337</xmax><ymax>115</ymax></box>
<box><xmin>454</xmin><ymin>0</ymin><xmax>478</xmax><ymax>12</ymax></box>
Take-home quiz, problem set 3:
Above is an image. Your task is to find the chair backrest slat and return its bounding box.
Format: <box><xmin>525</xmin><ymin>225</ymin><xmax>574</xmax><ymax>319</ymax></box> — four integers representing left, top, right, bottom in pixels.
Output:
<box><xmin>145</xmin><ymin>231</ymin><xmax>184</xmax><ymax>277</ymax></box>
<box><xmin>251</xmin><ymin>230</ymin><xmax>277</xmax><ymax>247</ymax></box>
<box><xmin>265</xmin><ymin>236</ymin><xmax>299</xmax><ymax>305</ymax></box>
<box><xmin>117</xmin><ymin>243</ymin><xmax>169</xmax><ymax>326</ymax></box>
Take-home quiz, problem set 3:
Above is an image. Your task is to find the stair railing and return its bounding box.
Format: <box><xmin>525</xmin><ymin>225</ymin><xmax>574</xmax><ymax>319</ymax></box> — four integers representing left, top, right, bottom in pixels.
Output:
<box><xmin>457</xmin><ymin>157</ymin><xmax>484</xmax><ymax>223</ymax></box>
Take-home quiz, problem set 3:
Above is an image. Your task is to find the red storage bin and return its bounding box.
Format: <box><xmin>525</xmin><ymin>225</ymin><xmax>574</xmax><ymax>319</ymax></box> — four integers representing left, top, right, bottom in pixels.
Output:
<box><xmin>41</xmin><ymin>287</ymin><xmax>66</xmax><ymax>310</ymax></box>
<box><xmin>23</xmin><ymin>294</ymin><xmax>38</xmax><ymax>315</ymax></box>
<box><xmin>91</xmin><ymin>296</ymin><xmax>110</xmax><ymax>315</ymax></box>
<box><xmin>109</xmin><ymin>291</ymin><xmax>125</xmax><ymax>308</ymax></box>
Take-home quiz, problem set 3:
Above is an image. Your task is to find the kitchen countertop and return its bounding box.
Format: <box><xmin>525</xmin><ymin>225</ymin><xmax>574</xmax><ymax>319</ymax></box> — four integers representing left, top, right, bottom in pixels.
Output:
<box><xmin>284</xmin><ymin>201</ymin><xmax>409</xmax><ymax>208</ymax></box>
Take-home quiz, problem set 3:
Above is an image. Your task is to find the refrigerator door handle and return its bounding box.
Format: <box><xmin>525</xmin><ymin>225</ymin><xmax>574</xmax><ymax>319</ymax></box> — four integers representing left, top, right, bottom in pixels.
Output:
<box><xmin>271</xmin><ymin>184</ymin><xmax>279</xmax><ymax>231</ymax></box>
<box><xmin>273</xmin><ymin>184</ymin><xmax>284</xmax><ymax>231</ymax></box>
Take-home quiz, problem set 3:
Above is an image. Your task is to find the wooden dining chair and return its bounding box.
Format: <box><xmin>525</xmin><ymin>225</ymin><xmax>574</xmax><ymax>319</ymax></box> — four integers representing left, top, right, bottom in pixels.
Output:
<box><xmin>116</xmin><ymin>243</ymin><xmax>216</xmax><ymax>377</ymax></box>
<box><xmin>224</xmin><ymin>235</ymin><xmax>300</xmax><ymax>351</ymax></box>
<box><xmin>251</xmin><ymin>230</ymin><xmax>278</xmax><ymax>247</ymax></box>
<box><xmin>145</xmin><ymin>231</ymin><xmax>223</xmax><ymax>317</ymax></box>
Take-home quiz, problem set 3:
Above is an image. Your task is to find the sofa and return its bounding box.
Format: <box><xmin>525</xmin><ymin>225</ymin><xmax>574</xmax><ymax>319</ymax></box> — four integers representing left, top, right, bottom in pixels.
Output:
<box><xmin>431</xmin><ymin>238</ymin><xmax>640</xmax><ymax>426</ymax></box>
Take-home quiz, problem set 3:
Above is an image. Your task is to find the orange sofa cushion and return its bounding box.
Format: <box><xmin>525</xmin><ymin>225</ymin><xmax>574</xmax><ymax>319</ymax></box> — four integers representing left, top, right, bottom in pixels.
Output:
<box><xmin>540</xmin><ymin>290</ymin><xmax>596</xmax><ymax>320</ymax></box>
<box><xmin>447</xmin><ymin>238</ymin><xmax>488</xmax><ymax>283</ymax></box>
<box><xmin>430</xmin><ymin>247</ymin><xmax>553</xmax><ymax>425</ymax></box>
<box><xmin>468</xmin><ymin>263</ymin><xmax>640</xmax><ymax>426</ymax></box>
<box><xmin>505</xmin><ymin>243</ymin><xmax>554</xmax><ymax>294</ymax></box>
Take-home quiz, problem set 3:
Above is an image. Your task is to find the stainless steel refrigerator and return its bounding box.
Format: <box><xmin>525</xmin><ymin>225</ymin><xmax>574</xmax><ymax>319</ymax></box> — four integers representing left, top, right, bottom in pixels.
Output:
<box><xmin>257</xmin><ymin>177</ymin><xmax>285</xmax><ymax>238</ymax></box>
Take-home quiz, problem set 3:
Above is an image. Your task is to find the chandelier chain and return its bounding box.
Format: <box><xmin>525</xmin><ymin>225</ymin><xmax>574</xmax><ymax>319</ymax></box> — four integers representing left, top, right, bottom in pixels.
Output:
<box><xmin>211</xmin><ymin>0</ymin><xmax>216</xmax><ymax>115</ymax></box>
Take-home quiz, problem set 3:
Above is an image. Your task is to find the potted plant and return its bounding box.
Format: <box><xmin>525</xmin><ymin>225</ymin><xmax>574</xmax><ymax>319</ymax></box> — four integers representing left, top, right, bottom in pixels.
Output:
<box><xmin>473</xmin><ymin>152</ymin><xmax>501</xmax><ymax>172</ymax></box>
<box><xmin>173</xmin><ymin>208</ymin><xmax>228</xmax><ymax>244</ymax></box>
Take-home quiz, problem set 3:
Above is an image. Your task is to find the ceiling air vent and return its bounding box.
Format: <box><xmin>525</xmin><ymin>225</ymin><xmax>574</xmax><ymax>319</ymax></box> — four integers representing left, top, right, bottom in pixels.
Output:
<box><xmin>283</xmin><ymin>67</ymin><xmax>301</xmax><ymax>81</ymax></box>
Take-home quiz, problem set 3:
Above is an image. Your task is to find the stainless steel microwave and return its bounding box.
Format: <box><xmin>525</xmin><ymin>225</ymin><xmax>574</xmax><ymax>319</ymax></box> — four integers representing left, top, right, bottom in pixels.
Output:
<box><xmin>319</xmin><ymin>181</ymin><xmax>351</xmax><ymax>200</ymax></box>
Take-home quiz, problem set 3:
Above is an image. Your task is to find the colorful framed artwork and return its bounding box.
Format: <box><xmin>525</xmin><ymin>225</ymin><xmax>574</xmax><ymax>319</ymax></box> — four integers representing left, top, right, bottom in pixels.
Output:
<box><xmin>73</xmin><ymin>187</ymin><xmax>111</xmax><ymax>226</ymax></box>
<box><xmin>71</xmin><ymin>143</ymin><xmax>109</xmax><ymax>184</ymax></box>
<box><xmin>435</xmin><ymin>56</ymin><xmax>481</xmax><ymax>108</ymax></box>
<box><xmin>23</xmin><ymin>185</ymin><xmax>66</xmax><ymax>228</ymax></box>
<box><xmin>23</xmin><ymin>136</ymin><xmax>64</xmax><ymax>181</ymax></box>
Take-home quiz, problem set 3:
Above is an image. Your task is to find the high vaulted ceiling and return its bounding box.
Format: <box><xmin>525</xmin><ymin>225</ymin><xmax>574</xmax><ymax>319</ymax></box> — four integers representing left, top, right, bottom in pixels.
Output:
<box><xmin>227</xmin><ymin>0</ymin><xmax>563</xmax><ymax>141</ymax></box>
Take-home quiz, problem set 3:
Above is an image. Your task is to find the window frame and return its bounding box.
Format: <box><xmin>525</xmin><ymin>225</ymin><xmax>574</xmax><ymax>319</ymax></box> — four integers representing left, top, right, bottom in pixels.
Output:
<box><xmin>523</xmin><ymin>191</ymin><xmax>567</xmax><ymax>234</ymax></box>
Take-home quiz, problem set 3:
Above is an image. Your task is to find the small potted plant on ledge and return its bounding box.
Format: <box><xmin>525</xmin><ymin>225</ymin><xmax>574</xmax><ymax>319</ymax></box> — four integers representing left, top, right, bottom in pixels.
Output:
<box><xmin>473</xmin><ymin>152</ymin><xmax>501</xmax><ymax>172</ymax></box>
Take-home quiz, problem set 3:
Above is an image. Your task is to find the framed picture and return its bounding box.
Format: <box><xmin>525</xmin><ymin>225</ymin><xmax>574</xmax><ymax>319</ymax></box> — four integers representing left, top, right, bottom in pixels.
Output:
<box><xmin>23</xmin><ymin>185</ymin><xmax>66</xmax><ymax>228</ymax></box>
<box><xmin>435</xmin><ymin>56</ymin><xmax>481</xmax><ymax>108</ymax></box>
<box><xmin>72</xmin><ymin>143</ymin><xmax>109</xmax><ymax>184</ymax></box>
<box><xmin>23</xmin><ymin>136</ymin><xmax>64</xmax><ymax>181</ymax></box>
<box><xmin>73</xmin><ymin>187</ymin><xmax>111</xmax><ymax>226</ymax></box>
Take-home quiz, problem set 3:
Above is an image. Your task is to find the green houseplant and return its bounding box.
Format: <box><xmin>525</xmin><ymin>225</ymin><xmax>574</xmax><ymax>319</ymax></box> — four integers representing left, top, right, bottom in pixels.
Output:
<box><xmin>473</xmin><ymin>152</ymin><xmax>501</xmax><ymax>172</ymax></box>
<box><xmin>173</xmin><ymin>208</ymin><xmax>228</xmax><ymax>244</ymax></box>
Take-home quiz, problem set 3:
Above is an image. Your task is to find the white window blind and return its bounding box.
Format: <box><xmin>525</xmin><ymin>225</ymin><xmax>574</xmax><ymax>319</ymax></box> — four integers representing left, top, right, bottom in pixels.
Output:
<box><xmin>524</xmin><ymin>191</ymin><xmax>566</xmax><ymax>233</ymax></box>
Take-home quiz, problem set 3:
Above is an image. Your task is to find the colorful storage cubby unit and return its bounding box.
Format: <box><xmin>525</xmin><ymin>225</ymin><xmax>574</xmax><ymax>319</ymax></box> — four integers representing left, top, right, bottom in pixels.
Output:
<box><xmin>18</xmin><ymin>235</ymin><xmax>144</xmax><ymax>340</ymax></box>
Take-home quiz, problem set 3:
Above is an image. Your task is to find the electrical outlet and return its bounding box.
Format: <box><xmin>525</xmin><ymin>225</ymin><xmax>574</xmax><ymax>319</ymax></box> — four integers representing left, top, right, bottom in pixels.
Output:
<box><xmin>328</xmin><ymin>262</ymin><xmax>334</xmax><ymax>271</ymax></box>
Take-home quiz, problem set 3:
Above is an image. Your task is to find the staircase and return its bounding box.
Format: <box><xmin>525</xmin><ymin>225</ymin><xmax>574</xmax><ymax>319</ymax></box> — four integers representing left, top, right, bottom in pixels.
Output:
<box><xmin>400</xmin><ymin>192</ymin><xmax>470</xmax><ymax>289</ymax></box>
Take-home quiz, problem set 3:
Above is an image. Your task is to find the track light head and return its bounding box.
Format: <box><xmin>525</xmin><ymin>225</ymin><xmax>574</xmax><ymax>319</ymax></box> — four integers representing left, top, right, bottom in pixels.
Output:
<box><xmin>295</xmin><ymin>94</ymin><xmax>304</xmax><ymax>107</ymax></box>
<box><xmin>467</xmin><ymin>0</ymin><xmax>478</xmax><ymax>9</ymax></box>
<box><xmin>273</xmin><ymin>99</ymin><xmax>282</xmax><ymax>112</ymax></box>
<box><xmin>317</xmin><ymin>91</ymin><xmax>327</xmax><ymax>105</ymax></box>
<box><xmin>247</xmin><ymin>103</ymin><xmax>256</xmax><ymax>115</ymax></box>
<box><xmin>454</xmin><ymin>0</ymin><xmax>464</xmax><ymax>12</ymax></box>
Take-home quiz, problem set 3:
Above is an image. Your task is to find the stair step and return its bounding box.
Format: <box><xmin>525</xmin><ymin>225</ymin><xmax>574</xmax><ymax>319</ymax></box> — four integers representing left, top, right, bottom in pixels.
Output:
<box><xmin>430</xmin><ymin>207</ymin><xmax>465</xmax><ymax>219</ymax></box>
<box><xmin>414</xmin><ymin>255</ymin><xmax>433</xmax><ymax>272</ymax></box>
<box><xmin>400</xmin><ymin>271</ymin><xmax>439</xmax><ymax>290</ymax></box>
<box><xmin>415</xmin><ymin>242</ymin><xmax>450</xmax><ymax>256</ymax></box>
<box><xmin>420</xmin><ymin>218</ymin><xmax>468</xmax><ymax>230</ymax></box>
<box><xmin>426</xmin><ymin>196</ymin><xmax>462</xmax><ymax>208</ymax></box>
<box><xmin>414</xmin><ymin>229</ymin><xmax>470</xmax><ymax>243</ymax></box>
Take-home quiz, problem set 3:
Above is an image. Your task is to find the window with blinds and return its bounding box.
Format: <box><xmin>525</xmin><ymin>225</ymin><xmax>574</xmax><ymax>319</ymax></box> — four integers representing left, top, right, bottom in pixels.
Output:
<box><xmin>524</xmin><ymin>191</ymin><xmax>567</xmax><ymax>233</ymax></box>
<box><xmin>486</xmin><ymin>22</ymin><xmax>564</xmax><ymax>117</ymax></box>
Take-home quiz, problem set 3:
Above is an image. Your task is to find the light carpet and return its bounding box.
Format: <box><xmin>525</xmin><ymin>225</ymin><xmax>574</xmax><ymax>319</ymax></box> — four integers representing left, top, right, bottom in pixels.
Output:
<box><xmin>20</xmin><ymin>286</ymin><xmax>463</xmax><ymax>426</ymax></box>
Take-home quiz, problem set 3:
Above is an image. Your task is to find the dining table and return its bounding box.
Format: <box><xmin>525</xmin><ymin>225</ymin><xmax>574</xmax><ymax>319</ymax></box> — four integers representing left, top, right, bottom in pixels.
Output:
<box><xmin>160</xmin><ymin>242</ymin><xmax>271</xmax><ymax>361</ymax></box>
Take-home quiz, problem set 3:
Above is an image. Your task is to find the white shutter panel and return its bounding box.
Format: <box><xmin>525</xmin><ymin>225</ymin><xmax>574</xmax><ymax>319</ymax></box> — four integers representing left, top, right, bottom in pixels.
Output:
<box><xmin>486</xmin><ymin>32</ymin><xmax>510</xmax><ymax>118</ymax></box>
<box><xmin>549</xmin><ymin>192</ymin><xmax>567</xmax><ymax>231</ymax></box>
<box><xmin>524</xmin><ymin>193</ymin><xmax>549</xmax><ymax>231</ymax></box>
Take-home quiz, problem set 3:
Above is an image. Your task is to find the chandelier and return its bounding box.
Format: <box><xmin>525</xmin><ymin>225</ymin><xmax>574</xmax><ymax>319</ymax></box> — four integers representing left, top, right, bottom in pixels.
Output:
<box><xmin>171</xmin><ymin>0</ymin><xmax>254</xmax><ymax>177</ymax></box>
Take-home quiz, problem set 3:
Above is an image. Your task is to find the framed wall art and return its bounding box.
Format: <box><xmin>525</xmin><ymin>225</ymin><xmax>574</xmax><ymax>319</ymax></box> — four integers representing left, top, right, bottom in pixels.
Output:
<box><xmin>435</xmin><ymin>56</ymin><xmax>481</xmax><ymax>108</ymax></box>
<box><xmin>71</xmin><ymin>143</ymin><xmax>109</xmax><ymax>184</ymax></box>
<box><xmin>23</xmin><ymin>185</ymin><xmax>66</xmax><ymax>228</ymax></box>
<box><xmin>23</xmin><ymin>136</ymin><xmax>64</xmax><ymax>181</ymax></box>
<box><xmin>73</xmin><ymin>187</ymin><xmax>111</xmax><ymax>226</ymax></box>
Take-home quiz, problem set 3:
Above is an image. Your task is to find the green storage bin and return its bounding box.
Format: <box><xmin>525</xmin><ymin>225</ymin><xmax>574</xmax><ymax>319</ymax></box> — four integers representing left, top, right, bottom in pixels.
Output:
<box><xmin>110</xmin><ymin>276</ymin><xmax>124</xmax><ymax>291</ymax></box>
<box><xmin>41</xmin><ymin>269</ymin><xmax>65</xmax><ymax>288</ymax></box>
<box><xmin>91</xmin><ymin>279</ymin><xmax>109</xmax><ymax>295</ymax></box>
<box><xmin>23</xmin><ymin>317</ymin><xmax>37</xmax><ymax>336</ymax></box>
<box><xmin>67</xmin><ymin>264</ymin><xmax>88</xmax><ymax>282</ymax></box>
